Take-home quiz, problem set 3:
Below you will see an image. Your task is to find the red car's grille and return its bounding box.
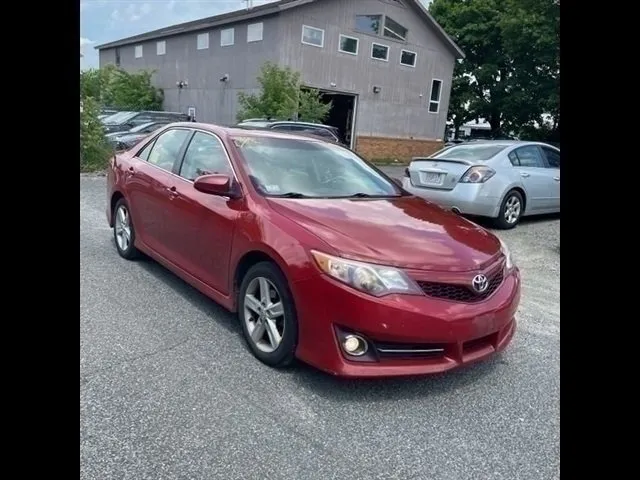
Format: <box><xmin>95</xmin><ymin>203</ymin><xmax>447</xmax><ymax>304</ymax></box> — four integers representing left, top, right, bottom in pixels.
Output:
<box><xmin>417</xmin><ymin>270</ymin><xmax>504</xmax><ymax>303</ymax></box>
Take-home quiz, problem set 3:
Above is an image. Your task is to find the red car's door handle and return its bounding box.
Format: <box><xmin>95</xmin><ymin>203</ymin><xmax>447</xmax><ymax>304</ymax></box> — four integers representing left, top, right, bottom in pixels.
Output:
<box><xmin>125</xmin><ymin>166</ymin><xmax>135</xmax><ymax>177</ymax></box>
<box><xmin>166</xmin><ymin>186</ymin><xmax>180</xmax><ymax>198</ymax></box>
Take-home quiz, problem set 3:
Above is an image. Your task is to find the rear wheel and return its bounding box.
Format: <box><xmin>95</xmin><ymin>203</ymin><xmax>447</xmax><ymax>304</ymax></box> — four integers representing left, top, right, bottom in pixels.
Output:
<box><xmin>113</xmin><ymin>198</ymin><xmax>140</xmax><ymax>260</ymax></box>
<box><xmin>238</xmin><ymin>262</ymin><xmax>298</xmax><ymax>368</ymax></box>
<box><xmin>494</xmin><ymin>190</ymin><xmax>523</xmax><ymax>229</ymax></box>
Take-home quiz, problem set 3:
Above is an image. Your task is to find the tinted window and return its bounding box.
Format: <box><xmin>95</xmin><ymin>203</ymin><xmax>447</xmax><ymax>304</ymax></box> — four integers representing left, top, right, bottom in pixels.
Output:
<box><xmin>146</xmin><ymin>129</ymin><xmax>191</xmax><ymax>170</ymax></box>
<box><xmin>308</xmin><ymin>128</ymin><xmax>337</xmax><ymax>140</ymax></box>
<box><xmin>508</xmin><ymin>151</ymin><xmax>519</xmax><ymax>166</ymax></box>
<box><xmin>232</xmin><ymin>135</ymin><xmax>401</xmax><ymax>198</ymax></box>
<box><xmin>179</xmin><ymin>132</ymin><xmax>232</xmax><ymax>181</ymax></box>
<box><xmin>514</xmin><ymin>146</ymin><xmax>545</xmax><ymax>168</ymax></box>
<box><xmin>434</xmin><ymin>144</ymin><xmax>509</xmax><ymax>162</ymax></box>
<box><xmin>541</xmin><ymin>147</ymin><xmax>560</xmax><ymax>168</ymax></box>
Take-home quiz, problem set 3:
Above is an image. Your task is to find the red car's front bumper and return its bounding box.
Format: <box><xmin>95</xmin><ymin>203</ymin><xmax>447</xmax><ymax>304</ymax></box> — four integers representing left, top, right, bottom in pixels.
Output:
<box><xmin>292</xmin><ymin>268</ymin><xmax>520</xmax><ymax>378</ymax></box>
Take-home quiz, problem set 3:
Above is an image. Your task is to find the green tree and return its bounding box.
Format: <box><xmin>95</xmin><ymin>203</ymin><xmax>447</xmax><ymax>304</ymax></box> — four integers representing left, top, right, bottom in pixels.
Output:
<box><xmin>237</xmin><ymin>61</ymin><xmax>331</xmax><ymax>123</ymax></box>
<box><xmin>80</xmin><ymin>65</ymin><xmax>164</xmax><ymax>110</ymax></box>
<box><xmin>80</xmin><ymin>97</ymin><xmax>112</xmax><ymax>172</ymax></box>
<box><xmin>429</xmin><ymin>0</ymin><xmax>559</xmax><ymax>139</ymax></box>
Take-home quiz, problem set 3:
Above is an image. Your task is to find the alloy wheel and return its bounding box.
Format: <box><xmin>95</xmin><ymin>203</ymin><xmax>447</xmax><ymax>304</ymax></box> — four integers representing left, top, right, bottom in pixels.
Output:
<box><xmin>243</xmin><ymin>277</ymin><xmax>285</xmax><ymax>353</ymax></box>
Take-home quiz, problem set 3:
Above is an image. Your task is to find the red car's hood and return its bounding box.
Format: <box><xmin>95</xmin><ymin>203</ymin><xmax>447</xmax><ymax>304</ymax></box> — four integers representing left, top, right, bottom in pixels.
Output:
<box><xmin>267</xmin><ymin>196</ymin><xmax>501</xmax><ymax>272</ymax></box>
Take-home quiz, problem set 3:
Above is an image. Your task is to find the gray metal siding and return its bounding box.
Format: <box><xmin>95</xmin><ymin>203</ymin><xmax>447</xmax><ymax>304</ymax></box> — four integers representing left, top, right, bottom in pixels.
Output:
<box><xmin>99</xmin><ymin>15</ymin><xmax>280</xmax><ymax>125</ymax></box>
<box><xmin>276</xmin><ymin>0</ymin><xmax>455</xmax><ymax>140</ymax></box>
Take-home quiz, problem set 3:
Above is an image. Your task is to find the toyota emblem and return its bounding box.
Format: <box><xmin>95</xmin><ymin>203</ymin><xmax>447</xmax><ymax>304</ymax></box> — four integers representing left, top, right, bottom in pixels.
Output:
<box><xmin>472</xmin><ymin>274</ymin><xmax>489</xmax><ymax>293</ymax></box>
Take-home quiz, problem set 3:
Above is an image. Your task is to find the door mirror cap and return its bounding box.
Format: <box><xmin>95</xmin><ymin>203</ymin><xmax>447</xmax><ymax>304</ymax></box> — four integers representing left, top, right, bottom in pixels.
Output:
<box><xmin>193</xmin><ymin>174</ymin><xmax>241</xmax><ymax>198</ymax></box>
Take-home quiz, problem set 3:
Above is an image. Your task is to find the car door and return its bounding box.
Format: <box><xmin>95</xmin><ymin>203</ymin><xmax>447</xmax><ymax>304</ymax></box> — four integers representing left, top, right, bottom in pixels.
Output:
<box><xmin>164</xmin><ymin>130</ymin><xmax>241</xmax><ymax>295</ymax></box>
<box><xmin>125</xmin><ymin>128</ymin><xmax>192</xmax><ymax>259</ymax></box>
<box><xmin>539</xmin><ymin>145</ymin><xmax>561</xmax><ymax>212</ymax></box>
<box><xmin>508</xmin><ymin>145</ymin><xmax>554</xmax><ymax>212</ymax></box>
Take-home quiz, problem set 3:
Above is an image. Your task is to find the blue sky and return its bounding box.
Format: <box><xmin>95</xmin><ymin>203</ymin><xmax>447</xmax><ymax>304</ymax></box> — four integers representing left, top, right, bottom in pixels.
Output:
<box><xmin>80</xmin><ymin>0</ymin><xmax>432</xmax><ymax>70</ymax></box>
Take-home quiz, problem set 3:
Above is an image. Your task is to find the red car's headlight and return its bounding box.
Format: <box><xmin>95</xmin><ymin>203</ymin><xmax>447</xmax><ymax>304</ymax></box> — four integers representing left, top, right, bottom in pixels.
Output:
<box><xmin>311</xmin><ymin>250</ymin><xmax>423</xmax><ymax>297</ymax></box>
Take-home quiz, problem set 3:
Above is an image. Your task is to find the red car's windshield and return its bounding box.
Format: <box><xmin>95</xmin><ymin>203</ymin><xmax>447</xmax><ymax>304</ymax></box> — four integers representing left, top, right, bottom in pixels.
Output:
<box><xmin>231</xmin><ymin>135</ymin><xmax>402</xmax><ymax>198</ymax></box>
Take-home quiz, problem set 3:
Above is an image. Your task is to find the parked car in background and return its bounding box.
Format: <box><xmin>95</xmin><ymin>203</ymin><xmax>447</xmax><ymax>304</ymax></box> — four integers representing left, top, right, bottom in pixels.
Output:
<box><xmin>106</xmin><ymin>123</ymin><xmax>520</xmax><ymax>377</ymax></box>
<box><xmin>102</xmin><ymin>111</ymin><xmax>189</xmax><ymax>134</ymax></box>
<box><xmin>402</xmin><ymin>141</ymin><xmax>560</xmax><ymax>229</ymax></box>
<box><xmin>105</xmin><ymin>121</ymin><xmax>172</xmax><ymax>151</ymax></box>
<box><xmin>236</xmin><ymin>119</ymin><xmax>345</xmax><ymax>145</ymax></box>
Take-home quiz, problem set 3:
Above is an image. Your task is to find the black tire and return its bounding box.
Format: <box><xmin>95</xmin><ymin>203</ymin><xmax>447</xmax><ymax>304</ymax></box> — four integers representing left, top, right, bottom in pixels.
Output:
<box><xmin>494</xmin><ymin>190</ymin><xmax>524</xmax><ymax>230</ymax></box>
<box><xmin>113</xmin><ymin>198</ymin><xmax>140</xmax><ymax>260</ymax></box>
<box><xmin>238</xmin><ymin>261</ymin><xmax>298</xmax><ymax>368</ymax></box>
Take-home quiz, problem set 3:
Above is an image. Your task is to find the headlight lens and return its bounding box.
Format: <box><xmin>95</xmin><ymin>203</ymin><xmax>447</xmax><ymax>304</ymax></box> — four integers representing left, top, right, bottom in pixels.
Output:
<box><xmin>311</xmin><ymin>250</ymin><xmax>423</xmax><ymax>297</ymax></box>
<box><xmin>499</xmin><ymin>239</ymin><xmax>514</xmax><ymax>270</ymax></box>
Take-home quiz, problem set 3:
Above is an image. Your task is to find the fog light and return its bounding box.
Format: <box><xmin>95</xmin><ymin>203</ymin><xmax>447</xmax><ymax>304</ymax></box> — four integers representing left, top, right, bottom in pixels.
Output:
<box><xmin>342</xmin><ymin>334</ymin><xmax>368</xmax><ymax>356</ymax></box>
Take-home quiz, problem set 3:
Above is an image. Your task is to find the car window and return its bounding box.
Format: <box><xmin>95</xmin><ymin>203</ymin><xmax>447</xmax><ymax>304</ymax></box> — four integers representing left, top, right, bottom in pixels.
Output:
<box><xmin>146</xmin><ymin>129</ymin><xmax>191</xmax><ymax>171</ymax></box>
<box><xmin>508</xmin><ymin>151</ymin><xmax>520</xmax><ymax>166</ymax></box>
<box><xmin>541</xmin><ymin>146</ymin><xmax>560</xmax><ymax>168</ymax></box>
<box><xmin>179</xmin><ymin>132</ymin><xmax>232</xmax><ymax>181</ymax></box>
<box><xmin>271</xmin><ymin>124</ymin><xmax>296</xmax><ymax>131</ymax></box>
<box><xmin>307</xmin><ymin>128</ymin><xmax>337</xmax><ymax>140</ymax></box>
<box><xmin>434</xmin><ymin>144</ymin><xmax>509</xmax><ymax>161</ymax></box>
<box><xmin>513</xmin><ymin>145</ymin><xmax>545</xmax><ymax>168</ymax></box>
<box><xmin>136</xmin><ymin>139</ymin><xmax>156</xmax><ymax>161</ymax></box>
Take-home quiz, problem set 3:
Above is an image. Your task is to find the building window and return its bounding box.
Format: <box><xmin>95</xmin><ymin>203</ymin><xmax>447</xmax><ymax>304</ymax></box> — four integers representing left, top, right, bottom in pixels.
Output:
<box><xmin>429</xmin><ymin>79</ymin><xmax>443</xmax><ymax>113</ymax></box>
<box><xmin>383</xmin><ymin>16</ymin><xmax>408</xmax><ymax>41</ymax></box>
<box><xmin>156</xmin><ymin>41</ymin><xmax>166</xmax><ymax>56</ymax></box>
<box><xmin>371</xmin><ymin>42</ymin><xmax>389</xmax><ymax>61</ymax></box>
<box><xmin>400</xmin><ymin>49</ymin><xmax>416</xmax><ymax>67</ymax></box>
<box><xmin>301</xmin><ymin>25</ymin><xmax>324</xmax><ymax>47</ymax></box>
<box><xmin>338</xmin><ymin>34</ymin><xmax>359</xmax><ymax>55</ymax></box>
<box><xmin>115</xmin><ymin>48</ymin><xmax>121</xmax><ymax>66</ymax></box>
<box><xmin>134</xmin><ymin>45</ymin><xmax>143</xmax><ymax>58</ymax></box>
<box><xmin>247</xmin><ymin>22</ymin><xmax>263</xmax><ymax>43</ymax></box>
<box><xmin>355</xmin><ymin>15</ymin><xmax>382</xmax><ymax>35</ymax></box>
<box><xmin>221</xmin><ymin>28</ymin><xmax>235</xmax><ymax>46</ymax></box>
<box><xmin>197</xmin><ymin>33</ymin><xmax>209</xmax><ymax>50</ymax></box>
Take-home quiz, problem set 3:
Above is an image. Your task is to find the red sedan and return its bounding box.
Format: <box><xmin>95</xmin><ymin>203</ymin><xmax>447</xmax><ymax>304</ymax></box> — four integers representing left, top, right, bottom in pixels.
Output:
<box><xmin>106</xmin><ymin>123</ymin><xmax>520</xmax><ymax>378</ymax></box>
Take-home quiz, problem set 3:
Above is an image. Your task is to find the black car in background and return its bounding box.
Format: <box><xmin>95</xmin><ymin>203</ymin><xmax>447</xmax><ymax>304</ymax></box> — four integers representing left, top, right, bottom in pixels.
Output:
<box><xmin>105</xmin><ymin>121</ymin><xmax>172</xmax><ymax>151</ymax></box>
<box><xmin>101</xmin><ymin>111</ymin><xmax>189</xmax><ymax>134</ymax></box>
<box><xmin>235</xmin><ymin>119</ymin><xmax>345</xmax><ymax>145</ymax></box>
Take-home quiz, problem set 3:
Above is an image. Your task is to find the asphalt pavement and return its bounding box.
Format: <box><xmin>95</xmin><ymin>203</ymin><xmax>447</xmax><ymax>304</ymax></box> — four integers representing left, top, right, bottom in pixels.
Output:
<box><xmin>80</xmin><ymin>174</ymin><xmax>560</xmax><ymax>480</ymax></box>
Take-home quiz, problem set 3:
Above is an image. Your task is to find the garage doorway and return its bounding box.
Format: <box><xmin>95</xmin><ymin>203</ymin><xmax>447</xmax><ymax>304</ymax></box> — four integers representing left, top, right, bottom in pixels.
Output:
<box><xmin>301</xmin><ymin>87</ymin><xmax>358</xmax><ymax>149</ymax></box>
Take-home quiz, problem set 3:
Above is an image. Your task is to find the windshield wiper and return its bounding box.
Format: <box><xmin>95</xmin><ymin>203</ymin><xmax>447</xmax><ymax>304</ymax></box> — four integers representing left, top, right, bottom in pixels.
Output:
<box><xmin>273</xmin><ymin>192</ymin><xmax>310</xmax><ymax>198</ymax></box>
<box><xmin>345</xmin><ymin>193</ymin><xmax>401</xmax><ymax>198</ymax></box>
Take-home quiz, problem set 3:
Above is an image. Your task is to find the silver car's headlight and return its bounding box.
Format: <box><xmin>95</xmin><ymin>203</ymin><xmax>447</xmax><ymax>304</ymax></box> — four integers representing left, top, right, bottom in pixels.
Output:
<box><xmin>499</xmin><ymin>239</ymin><xmax>514</xmax><ymax>270</ymax></box>
<box><xmin>311</xmin><ymin>250</ymin><xmax>423</xmax><ymax>297</ymax></box>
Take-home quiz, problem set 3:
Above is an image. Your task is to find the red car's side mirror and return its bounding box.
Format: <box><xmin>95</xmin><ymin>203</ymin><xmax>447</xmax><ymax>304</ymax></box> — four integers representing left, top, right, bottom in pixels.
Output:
<box><xmin>193</xmin><ymin>174</ymin><xmax>241</xmax><ymax>199</ymax></box>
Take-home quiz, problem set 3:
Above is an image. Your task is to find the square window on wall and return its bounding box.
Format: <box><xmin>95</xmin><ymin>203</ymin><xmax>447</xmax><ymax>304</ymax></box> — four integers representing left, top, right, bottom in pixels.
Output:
<box><xmin>400</xmin><ymin>50</ymin><xmax>416</xmax><ymax>67</ymax></box>
<box><xmin>371</xmin><ymin>43</ymin><xmax>389</xmax><ymax>61</ymax></box>
<box><xmin>221</xmin><ymin>28</ymin><xmax>235</xmax><ymax>46</ymax></box>
<box><xmin>355</xmin><ymin>15</ymin><xmax>382</xmax><ymax>35</ymax></box>
<box><xmin>429</xmin><ymin>79</ymin><xmax>443</xmax><ymax>113</ymax></box>
<box><xmin>247</xmin><ymin>22</ymin><xmax>263</xmax><ymax>42</ymax></box>
<box><xmin>156</xmin><ymin>41</ymin><xmax>166</xmax><ymax>56</ymax></box>
<box><xmin>338</xmin><ymin>35</ymin><xmax>359</xmax><ymax>55</ymax></box>
<box><xmin>301</xmin><ymin>25</ymin><xmax>324</xmax><ymax>47</ymax></box>
<box><xmin>197</xmin><ymin>33</ymin><xmax>209</xmax><ymax>50</ymax></box>
<box><xmin>134</xmin><ymin>45</ymin><xmax>143</xmax><ymax>58</ymax></box>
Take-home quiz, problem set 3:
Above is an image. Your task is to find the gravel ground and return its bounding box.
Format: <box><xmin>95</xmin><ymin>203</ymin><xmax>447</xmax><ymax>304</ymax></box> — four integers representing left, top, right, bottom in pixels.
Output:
<box><xmin>80</xmin><ymin>175</ymin><xmax>559</xmax><ymax>480</ymax></box>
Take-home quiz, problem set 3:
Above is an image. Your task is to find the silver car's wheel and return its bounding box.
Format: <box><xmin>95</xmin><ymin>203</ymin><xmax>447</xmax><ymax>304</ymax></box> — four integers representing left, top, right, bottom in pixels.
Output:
<box><xmin>243</xmin><ymin>276</ymin><xmax>285</xmax><ymax>353</ymax></box>
<box><xmin>495</xmin><ymin>190</ymin><xmax>524</xmax><ymax>230</ymax></box>
<box><xmin>504</xmin><ymin>195</ymin><xmax>521</xmax><ymax>224</ymax></box>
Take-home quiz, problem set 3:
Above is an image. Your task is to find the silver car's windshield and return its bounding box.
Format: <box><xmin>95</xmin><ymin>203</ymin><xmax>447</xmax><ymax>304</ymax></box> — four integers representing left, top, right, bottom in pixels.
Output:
<box><xmin>232</xmin><ymin>136</ymin><xmax>403</xmax><ymax>198</ymax></box>
<box><xmin>433</xmin><ymin>144</ymin><xmax>510</xmax><ymax>161</ymax></box>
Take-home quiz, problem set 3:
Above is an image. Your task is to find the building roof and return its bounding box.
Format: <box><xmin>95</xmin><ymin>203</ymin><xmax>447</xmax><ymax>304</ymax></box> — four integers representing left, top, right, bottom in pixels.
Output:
<box><xmin>94</xmin><ymin>0</ymin><xmax>465</xmax><ymax>59</ymax></box>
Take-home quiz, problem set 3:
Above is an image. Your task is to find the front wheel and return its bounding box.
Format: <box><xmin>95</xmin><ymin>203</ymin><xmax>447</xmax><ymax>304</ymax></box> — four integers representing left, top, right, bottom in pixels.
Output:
<box><xmin>238</xmin><ymin>262</ymin><xmax>298</xmax><ymax>368</ymax></box>
<box><xmin>113</xmin><ymin>198</ymin><xmax>140</xmax><ymax>260</ymax></box>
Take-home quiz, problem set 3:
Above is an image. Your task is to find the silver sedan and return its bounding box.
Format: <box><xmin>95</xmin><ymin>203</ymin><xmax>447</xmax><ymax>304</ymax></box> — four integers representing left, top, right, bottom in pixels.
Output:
<box><xmin>402</xmin><ymin>141</ymin><xmax>560</xmax><ymax>229</ymax></box>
